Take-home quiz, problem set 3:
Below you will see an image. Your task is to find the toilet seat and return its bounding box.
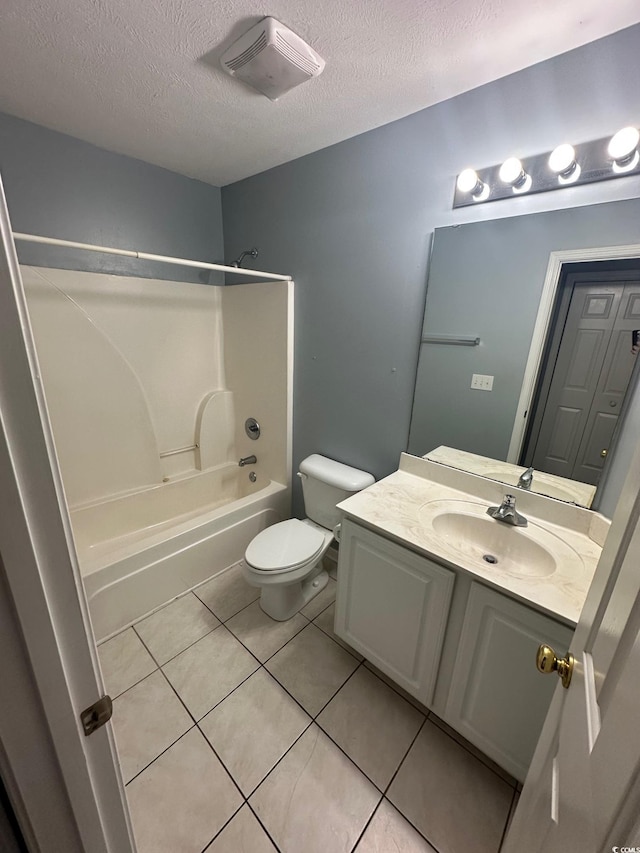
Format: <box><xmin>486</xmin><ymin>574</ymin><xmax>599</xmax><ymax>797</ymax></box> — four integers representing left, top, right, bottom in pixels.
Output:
<box><xmin>245</xmin><ymin>519</ymin><xmax>327</xmax><ymax>572</ymax></box>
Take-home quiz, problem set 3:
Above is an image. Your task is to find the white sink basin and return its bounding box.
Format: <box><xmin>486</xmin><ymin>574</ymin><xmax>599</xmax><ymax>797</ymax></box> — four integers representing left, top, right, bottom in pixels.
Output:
<box><xmin>417</xmin><ymin>500</ymin><xmax>585</xmax><ymax>579</ymax></box>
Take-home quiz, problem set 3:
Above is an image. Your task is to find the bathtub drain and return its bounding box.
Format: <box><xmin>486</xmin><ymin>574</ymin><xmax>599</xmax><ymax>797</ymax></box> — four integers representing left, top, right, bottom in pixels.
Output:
<box><xmin>483</xmin><ymin>554</ymin><xmax>498</xmax><ymax>565</ymax></box>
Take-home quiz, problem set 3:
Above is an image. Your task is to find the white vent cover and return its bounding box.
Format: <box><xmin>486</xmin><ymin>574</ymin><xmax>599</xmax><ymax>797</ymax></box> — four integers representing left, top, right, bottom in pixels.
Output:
<box><xmin>221</xmin><ymin>17</ymin><xmax>325</xmax><ymax>101</ymax></box>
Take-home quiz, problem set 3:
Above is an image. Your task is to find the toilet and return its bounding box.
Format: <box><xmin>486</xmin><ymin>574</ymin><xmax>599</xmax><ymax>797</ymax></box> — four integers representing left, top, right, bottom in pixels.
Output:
<box><xmin>242</xmin><ymin>454</ymin><xmax>374</xmax><ymax>621</ymax></box>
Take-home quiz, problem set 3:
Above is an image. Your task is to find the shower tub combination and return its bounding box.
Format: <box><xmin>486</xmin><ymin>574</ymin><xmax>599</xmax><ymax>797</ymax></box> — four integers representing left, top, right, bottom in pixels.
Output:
<box><xmin>21</xmin><ymin>262</ymin><xmax>293</xmax><ymax>640</ymax></box>
<box><xmin>76</xmin><ymin>467</ymin><xmax>289</xmax><ymax>639</ymax></box>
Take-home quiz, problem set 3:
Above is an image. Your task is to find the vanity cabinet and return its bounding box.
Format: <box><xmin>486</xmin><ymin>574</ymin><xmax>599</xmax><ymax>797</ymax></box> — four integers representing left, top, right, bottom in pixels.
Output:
<box><xmin>335</xmin><ymin>519</ymin><xmax>574</xmax><ymax>781</ymax></box>
<box><xmin>334</xmin><ymin>520</ymin><xmax>455</xmax><ymax>706</ymax></box>
<box><xmin>445</xmin><ymin>582</ymin><xmax>572</xmax><ymax>780</ymax></box>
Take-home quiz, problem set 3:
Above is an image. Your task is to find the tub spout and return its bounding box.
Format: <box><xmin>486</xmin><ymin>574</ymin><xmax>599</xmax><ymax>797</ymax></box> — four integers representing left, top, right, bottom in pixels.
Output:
<box><xmin>239</xmin><ymin>455</ymin><xmax>257</xmax><ymax>467</ymax></box>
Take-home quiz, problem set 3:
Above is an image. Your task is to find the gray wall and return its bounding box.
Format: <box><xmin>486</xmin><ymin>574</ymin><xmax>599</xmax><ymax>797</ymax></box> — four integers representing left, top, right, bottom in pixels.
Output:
<box><xmin>222</xmin><ymin>24</ymin><xmax>640</xmax><ymax>514</ymax></box>
<box><xmin>408</xmin><ymin>201</ymin><xmax>640</xmax><ymax>461</ymax></box>
<box><xmin>0</xmin><ymin>113</ymin><xmax>224</xmax><ymax>283</ymax></box>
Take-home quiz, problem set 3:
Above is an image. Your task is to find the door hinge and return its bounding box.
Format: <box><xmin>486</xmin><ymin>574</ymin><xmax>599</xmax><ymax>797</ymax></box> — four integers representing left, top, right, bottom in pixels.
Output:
<box><xmin>80</xmin><ymin>695</ymin><xmax>113</xmax><ymax>736</ymax></box>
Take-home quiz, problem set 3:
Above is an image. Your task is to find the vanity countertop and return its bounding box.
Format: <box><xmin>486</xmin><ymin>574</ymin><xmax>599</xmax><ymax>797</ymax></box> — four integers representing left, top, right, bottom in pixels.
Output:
<box><xmin>337</xmin><ymin>453</ymin><xmax>608</xmax><ymax>626</ymax></box>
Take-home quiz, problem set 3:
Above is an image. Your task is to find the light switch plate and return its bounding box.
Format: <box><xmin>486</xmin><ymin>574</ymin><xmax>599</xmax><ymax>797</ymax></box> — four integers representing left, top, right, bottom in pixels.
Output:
<box><xmin>471</xmin><ymin>373</ymin><xmax>494</xmax><ymax>391</ymax></box>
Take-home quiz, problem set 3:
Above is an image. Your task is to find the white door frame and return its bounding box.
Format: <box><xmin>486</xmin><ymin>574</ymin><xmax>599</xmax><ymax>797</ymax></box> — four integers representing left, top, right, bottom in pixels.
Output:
<box><xmin>506</xmin><ymin>242</ymin><xmax>640</xmax><ymax>464</ymax></box>
<box><xmin>0</xmin><ymin>179</ymin><xmax>135</xmax><ymax>852</ymax></box>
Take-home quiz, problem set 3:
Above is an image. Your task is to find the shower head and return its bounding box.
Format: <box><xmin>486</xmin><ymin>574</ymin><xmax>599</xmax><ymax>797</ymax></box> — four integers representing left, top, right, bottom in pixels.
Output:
<box><xmin>232</xmin><ymin>248</ymin><xmax>259</xmax><ymax>268</ymax></box>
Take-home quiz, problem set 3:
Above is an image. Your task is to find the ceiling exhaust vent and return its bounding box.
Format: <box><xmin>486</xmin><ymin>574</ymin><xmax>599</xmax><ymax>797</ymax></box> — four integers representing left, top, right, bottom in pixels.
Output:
<box><xmin>221</xmin><ymin>17</ymin><xmax>325</xmax><ymax>101</ymax></box>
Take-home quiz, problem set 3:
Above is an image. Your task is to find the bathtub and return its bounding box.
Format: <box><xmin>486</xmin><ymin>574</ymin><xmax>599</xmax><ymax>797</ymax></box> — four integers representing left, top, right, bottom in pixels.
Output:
<box><xmin>73</xmin><ymin>464</ymin><xmax>290</xmax><ymax>640</ymax></box>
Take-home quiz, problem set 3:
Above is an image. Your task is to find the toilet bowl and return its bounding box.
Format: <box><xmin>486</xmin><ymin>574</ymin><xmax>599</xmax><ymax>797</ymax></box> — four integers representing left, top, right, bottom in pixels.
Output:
<box><xmin>242</xmin><ymin>454</ymin><xmax>374</xmax><ymax>621</ymax></box>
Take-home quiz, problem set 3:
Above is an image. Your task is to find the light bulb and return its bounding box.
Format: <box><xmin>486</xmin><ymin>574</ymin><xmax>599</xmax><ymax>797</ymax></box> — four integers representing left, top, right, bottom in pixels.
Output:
<box><xmin>608</xmin><ymin>127</ymin><xmax>639</xmax><ymax>172</ymax></box>
<box><xmin>456</xmin><ymin>168</ymin><xmax>489</xmax><ymax>201</ymax></box>
<box><xmin>548</xmin><ymin>143</ymin><xmax>580</xmax><ymax>184</ymax></box>
<box><xmin>499</xmin><ymin>157</ymin><xmax>531</xmax><ymax>193</ymax></box>
<box><xmin>457</xmin><ymin>169</ymin><xmax>480</xmax><ymax>193</ymax></box>
<box><xmin>499</xmin><ymin>157</ymin><xmax>523</xmax><ymax>184</ymax></box>
<box><xmin>549</xmin><ymin>144</ymin><xmax>576</xmax><ymax>174</ymax></box>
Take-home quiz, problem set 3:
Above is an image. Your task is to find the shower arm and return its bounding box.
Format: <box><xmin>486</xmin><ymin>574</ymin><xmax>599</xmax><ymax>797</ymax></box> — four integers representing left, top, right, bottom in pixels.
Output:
<box><xmin>232</xmin><ymin>248</ymin><xmax>259</xmax><ymax>268</ymax></box>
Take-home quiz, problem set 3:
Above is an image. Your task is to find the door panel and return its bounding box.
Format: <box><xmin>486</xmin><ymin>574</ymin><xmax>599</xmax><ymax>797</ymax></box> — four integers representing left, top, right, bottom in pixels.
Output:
<box><xmin>532</xmin><ymin>284</ymin><xmax>621</xmax><ymax>479</ymax></box>
<box><xmin>572</xmin><ymin>284</ymin><xmax>640</xmax><ymax>483</ymax></box>
<box><xmin>531</xmin><ymin>280</ymin><xmax>640</xmax><ymax>486</ymax></box>
<box><xmin>546</xmin><ymin>407</ymin><xmax>581</xmax><ymax>463</ymax></box>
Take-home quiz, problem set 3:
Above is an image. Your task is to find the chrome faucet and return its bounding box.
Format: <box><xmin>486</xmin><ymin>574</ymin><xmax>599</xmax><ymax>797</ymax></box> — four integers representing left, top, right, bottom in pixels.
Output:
<box><xmin>487</xmin><ymin>494</ymin><xmax>528</xmax><ymax>527</ymax></box>
<box><xmin>238</xmin><ymin>455</ymin><xmax>257</xmax><ymax>467</ymax></box>
<box><xmin>517</xmin><ymin>467</ymin><xmax>534</xmax><ymax>490</ymax></box>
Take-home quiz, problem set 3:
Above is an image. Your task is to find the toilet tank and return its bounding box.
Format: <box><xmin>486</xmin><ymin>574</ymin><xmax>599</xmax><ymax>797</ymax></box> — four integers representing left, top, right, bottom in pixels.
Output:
<box><xmin>298</xmin><ymin>454</ymin><xmax>375</xmax><ymax>530</ymax></box>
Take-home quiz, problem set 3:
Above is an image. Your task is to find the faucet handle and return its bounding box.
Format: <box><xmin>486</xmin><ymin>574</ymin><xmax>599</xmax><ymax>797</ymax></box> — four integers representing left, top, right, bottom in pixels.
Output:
<box><xmin>503</xmin><ymin>494</ymin><xmax>516</xmax><ymax>506</ymax></box>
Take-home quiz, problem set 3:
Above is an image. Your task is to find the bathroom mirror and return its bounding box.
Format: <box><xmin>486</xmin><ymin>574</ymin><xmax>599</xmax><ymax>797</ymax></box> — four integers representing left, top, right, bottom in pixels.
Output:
<box><xmin>407</xmin><ymin>197</ymin><xmax>640</xmax><ymax>509</ymax></box>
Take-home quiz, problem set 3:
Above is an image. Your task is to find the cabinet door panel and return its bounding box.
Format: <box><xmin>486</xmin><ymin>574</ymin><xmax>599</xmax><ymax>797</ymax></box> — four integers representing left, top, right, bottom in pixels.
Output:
<box><xmin>445</xmin><ymin>583</ymin><xmax>572</xmax><ymax>781</ymax></box>
<box><xmin>335</xmin><ymin>521</ymin><xmax>454</xmax><ymax>706</ymax></box>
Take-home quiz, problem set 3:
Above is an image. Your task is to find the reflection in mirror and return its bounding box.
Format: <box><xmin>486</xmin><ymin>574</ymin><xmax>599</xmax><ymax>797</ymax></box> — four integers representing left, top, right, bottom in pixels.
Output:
<box><xmin>407</xmin><ymin>198</ymin><xmax>640</xmax><ymax>510</ymax></box>
<box><xmin>424</xmin><ymin>446</ymin><xmax>596</xmax><ymax>508</ymax></box>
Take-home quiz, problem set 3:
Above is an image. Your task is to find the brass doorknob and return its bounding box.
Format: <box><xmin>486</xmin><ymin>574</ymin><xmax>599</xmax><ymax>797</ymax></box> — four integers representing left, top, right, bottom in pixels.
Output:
<box><xmin>601</xmin><ymin>448</ymin><xmax>608</xmax><ymax>458</ymax></box>
<box><xmin>536</xmin><ymin>644</ymin><xmax>574</xmax><ymax>689</ymax></box>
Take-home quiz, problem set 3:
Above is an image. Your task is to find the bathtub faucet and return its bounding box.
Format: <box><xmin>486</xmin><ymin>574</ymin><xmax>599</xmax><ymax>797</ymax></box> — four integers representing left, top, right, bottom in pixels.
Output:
<box><xmin>239</xmin><ymin>455</ymin><xmax>257</xmax><ymax>467</ymax></box>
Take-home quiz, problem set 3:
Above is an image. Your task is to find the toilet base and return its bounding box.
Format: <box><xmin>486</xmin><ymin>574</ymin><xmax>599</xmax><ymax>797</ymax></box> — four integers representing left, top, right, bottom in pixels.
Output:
<box><xmin>259</xmin><ymin>568</ymin><xmax>329</xmax><ymax>621</ymax></box>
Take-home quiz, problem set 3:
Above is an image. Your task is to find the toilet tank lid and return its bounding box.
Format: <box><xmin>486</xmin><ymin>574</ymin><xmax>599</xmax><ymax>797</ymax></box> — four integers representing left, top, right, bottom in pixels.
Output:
<box><xmin>299</xmin><ymin>454</ymin><xmax>375</xmax><ymax>491</ymax></box>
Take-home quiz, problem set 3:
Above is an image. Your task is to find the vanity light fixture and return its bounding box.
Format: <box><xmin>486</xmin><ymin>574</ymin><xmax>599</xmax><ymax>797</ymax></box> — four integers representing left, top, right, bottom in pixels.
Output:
<box><xmin>452</xmin><ymin>124</ymin><xmax>640</xmax><ymax>209</ymax></box>
<box><xmin>456</xmin><ymin>168</ymin><xmax>490</xmax><ymax>201</ymax></box>
<box><xmin>608</xmin><ymin>126</ymin><xmax>640</xmax><ymax>173</ymax></box>
<box><xmin>548</xmin><ymin>143</ymin><xmax>580</xmax><ymax>184</ymax></box>
<box><xmin>499</xmin><ymin>157</ymin><xmax>532</xmax><ymax>194</ymax></box>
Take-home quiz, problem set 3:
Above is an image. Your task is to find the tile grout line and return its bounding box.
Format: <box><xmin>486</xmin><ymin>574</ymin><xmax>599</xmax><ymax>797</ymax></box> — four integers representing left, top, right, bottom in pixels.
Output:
<box><xmin>131</xmin><ymin>619</ymin><xmax>221</xmax><ymax>669</ymax></box>
<box><xmin>195</xmin><ymin>661</ymin><xmax>385</xmax><ymax>829</ymax></box>
<box><xmin>130</xmin><ymin>611</ymin><xmax>270</xmax><ymax>724</ymax></box>
<box><xmin>360</xmin><ymin>661</ymin><xmax>428</xmax><ymax>712</ymax></box>
<box><xmin>131</xmin><ymin>626</ymin><xmax>200</xmax><ymax>724</ymax></box>
<box><xmin>244</xmin><ymin>800</ymin><xmax>283</xmax><ymax>853</ymax></box>
<box><xmin>222</xmin><ymin>716</ymin><xmax>315</xmax><ymax>802</ymax></box>
<box><xmin>260</xmin><ymin>632</ymin><xmax>362</xmax><ymax>724</ymax></box>
<box><xmin>124</xmin><ymin>724</ymin><xmax>197</xmax><ymax>787</ymax></box>
<box><xmin>382</xmin><ymin>713</ymin><xmax>428</xmax><ymax>797</ymax></box>
<box><xmin>427</xmin><ymin>714</ymin><xmax>518</xmax><ymax>789</ymax></box>
<box><xmin>99</xmin><ymin>588</ymin><xmax>209</xmax><ymax>646</ymax></box>
<box><xmin>221</xmin><ymin>603</ymin><xmax>349</xmax><ymax>671</ymax></box>
<box><xmin>350</xmin><ymin>798</ymin><xmax>384</xmax><ymax>853</ymax></box>
<box><xmin>376</xmin><ymin>716</ymin><xmax>449</xmax><ymax>853</ymax></box>
<box><xmin>107</xmin><ymin>665</ymin><xmax>160</xmax><ymax>702</ymax></box>
<box><xmin>194</xmin><ymin>586</ymin><xmax>260</xmax><ymax>626</ymax></box>
<box><xmin>198</xmin><ymin>801</ymin><xmax>245</xmax><ymax>853</ymax></box>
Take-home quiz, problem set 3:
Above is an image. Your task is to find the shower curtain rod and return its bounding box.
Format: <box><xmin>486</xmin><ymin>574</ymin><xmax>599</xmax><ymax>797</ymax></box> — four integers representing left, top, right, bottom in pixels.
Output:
<box><xmin>12</xmin><ymin>232</ymin><xmax>292</xmax><ymax>281</ymax></box>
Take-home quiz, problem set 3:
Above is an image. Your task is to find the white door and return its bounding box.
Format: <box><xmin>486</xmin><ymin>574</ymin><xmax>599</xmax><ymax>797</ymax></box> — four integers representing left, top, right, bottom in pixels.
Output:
<box><xmin>0</xmin><ymin>178</ymin><xmax>135</xmax><ymax>852</ymax></box>
<box><xmin>504</xmin><ymin>435</ymin><xmax>640</xmax><ymax>850</ymax></box>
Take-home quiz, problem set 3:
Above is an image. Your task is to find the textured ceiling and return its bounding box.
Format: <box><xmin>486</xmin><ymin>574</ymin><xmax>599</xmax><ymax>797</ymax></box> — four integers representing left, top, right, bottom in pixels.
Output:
<box><xmin>1</xmin><ymin>0</ymin><xmax>639</xmax><ymax>186</ymax></box>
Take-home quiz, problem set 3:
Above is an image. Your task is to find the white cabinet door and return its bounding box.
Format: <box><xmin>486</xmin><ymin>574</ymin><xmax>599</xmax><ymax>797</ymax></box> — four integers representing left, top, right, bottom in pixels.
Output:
<box><xmin>445</xmin><ymin>583</ymin><xmax>573</xmax><ymax>781</ymax></box>
<box><xmin>335</xmin><ymin>520</ymin><xmax>454</xmax><ymax>706</ymax></box>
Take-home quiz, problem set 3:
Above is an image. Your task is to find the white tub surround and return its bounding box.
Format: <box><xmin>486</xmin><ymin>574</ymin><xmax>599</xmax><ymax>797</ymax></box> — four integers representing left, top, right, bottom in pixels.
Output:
<box><xmin>21</xmin><ymin>265</ymin><xmax>294</xmax><ymax>638</ymax></box>
<box><xmin>338</xmin><ymin>453</ymin><xmax>606</xmax><ymax>626</ymax></box>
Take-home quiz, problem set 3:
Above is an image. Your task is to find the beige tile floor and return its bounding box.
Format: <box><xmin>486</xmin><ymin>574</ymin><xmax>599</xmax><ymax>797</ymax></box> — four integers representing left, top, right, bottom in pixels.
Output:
<box><xmin>98</xmin><ymin>562</ymin><xmax>520</xmax><ymax>853</ymax></box>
